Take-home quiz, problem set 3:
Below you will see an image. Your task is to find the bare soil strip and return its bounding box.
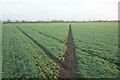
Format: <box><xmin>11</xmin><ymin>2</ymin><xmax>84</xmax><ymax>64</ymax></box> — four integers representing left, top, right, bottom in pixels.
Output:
<box><xmin>61</xmin><ymin>25</ymin><xmax>78</xmax><ymax>78</ymax></box>
<box><xmin>16</xmin><ymin>25</ymin><xmax>78</xmax><ymax>78</ymax></box>
<box><xmin>16</xmin><ymin>26</ymin><xmax>67</xmax><ymax>69</ymax></box>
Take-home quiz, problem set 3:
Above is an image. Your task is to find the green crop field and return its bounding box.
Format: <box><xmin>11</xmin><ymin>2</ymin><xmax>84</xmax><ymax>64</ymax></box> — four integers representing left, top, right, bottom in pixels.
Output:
<box><xmin>2</xmin><ymin>23</ymin><xmax>119</xmax><ymax>78</ymax></box>
<box><xmin>72</xmin><ymin>23</ymin><xmax>119</xmax><ymax>78</ymax></box>
<box><xmin>0</xmin><ymin>24</ymin><xmax>2</xmax><ymax>80</ymax></box>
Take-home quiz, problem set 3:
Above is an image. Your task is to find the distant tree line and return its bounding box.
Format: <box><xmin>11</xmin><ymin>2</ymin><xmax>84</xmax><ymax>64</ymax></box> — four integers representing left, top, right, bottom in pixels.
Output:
<box><xmin>1</xmin><ymin>19</ymin><xmax>119</xmax><ymax>24</ymax></box>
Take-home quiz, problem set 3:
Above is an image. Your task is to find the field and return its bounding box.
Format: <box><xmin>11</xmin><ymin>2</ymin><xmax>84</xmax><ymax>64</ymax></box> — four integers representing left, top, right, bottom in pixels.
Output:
<box><xmin>0</xmin><ymin>24</ymin><xmax>2</xmax><ymax>79</ymax></box>
<box><xmin>2</xmin><ymin>23</ymin><xmax>119</xmax><ymax>78</ymax></box>
<box><xmin>72</xmin><ymin>23</ymin><xmax>119</xmax><ymax>78</ymax></box>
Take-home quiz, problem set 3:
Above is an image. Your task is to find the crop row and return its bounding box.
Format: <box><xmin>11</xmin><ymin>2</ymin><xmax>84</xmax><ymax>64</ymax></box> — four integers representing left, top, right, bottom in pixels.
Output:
<box><xmin>2</xmin><ymin>24</ymin><xmax>61</xmax><ymax>78</ymax></box>
<box><xmin>16</xmin><ymin>26</ymin><xmax>66</xmax><ymax>69</ymax></box>
<box><xmin>17</xmin><ymin>25</ymin><xmax>67</xmax><ymax>61</ymax></box>
<box><xmin>23</xmin><ymin>26</ymin><xmax>64</xmax><ymax>43</ymax></box>
<box><xmin>0</xmin><ymin>25</ymin><xmax>2</xmax><ymax>80</ymax></box>
<box><xmin>72</xmin><ymin>23</ymin><xmax>119</xmax><ymax>78</ymax></box>
<box><xmin>16</xmin><ymin>23</ymin><xmax>69</xmax><ymax>43</ymax></box>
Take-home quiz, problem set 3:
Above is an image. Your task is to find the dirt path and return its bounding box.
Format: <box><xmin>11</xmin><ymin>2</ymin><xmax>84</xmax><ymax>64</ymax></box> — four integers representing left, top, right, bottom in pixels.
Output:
<box><xmin>61</xmin><ymin>24</ymin><xmax>78</xmax><ymax>78</ymax></box>
<box><xmin>16</xmin><ymin>25</ymin><xmax>78</xmax><ymax>78</ymax></box>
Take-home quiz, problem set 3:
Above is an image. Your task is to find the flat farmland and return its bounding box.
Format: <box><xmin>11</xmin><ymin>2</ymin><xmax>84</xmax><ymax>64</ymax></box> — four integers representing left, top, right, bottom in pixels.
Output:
<box><xmin>0</xmin><ymin>24</ymin><xmax>2</xmax><ymax>79</ymax></box>
<box><xmin>2</xmin><ymin>23</ymin><xmax>119</xmax><ymax>78</ymax></box>
<box><xmin>72</xmin><ymin>23</ymin><xmax>119</xmax><ymax>78</ymax></box>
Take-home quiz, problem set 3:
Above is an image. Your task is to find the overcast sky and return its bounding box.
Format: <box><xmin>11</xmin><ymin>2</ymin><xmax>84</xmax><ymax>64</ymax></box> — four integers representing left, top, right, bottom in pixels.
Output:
<box><xmin>0</xmin><ymin>0</ymin><xmax>119</xmax><ymax>21</ymax></box>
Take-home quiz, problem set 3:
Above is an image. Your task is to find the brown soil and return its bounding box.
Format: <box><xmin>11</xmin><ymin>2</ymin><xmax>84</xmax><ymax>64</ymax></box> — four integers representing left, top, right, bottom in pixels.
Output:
<box><xmin>60</xmin><ymin>24</ymin><xmax>78</xmax><ymax>78</ymax></box>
